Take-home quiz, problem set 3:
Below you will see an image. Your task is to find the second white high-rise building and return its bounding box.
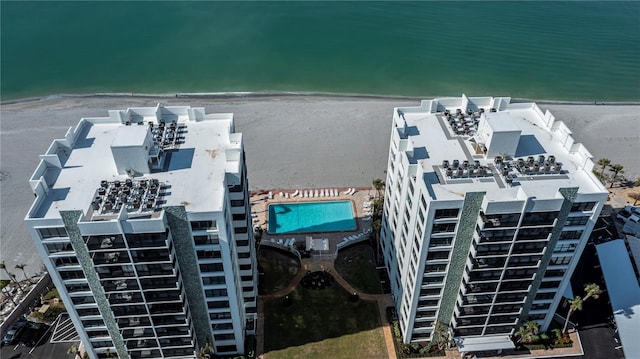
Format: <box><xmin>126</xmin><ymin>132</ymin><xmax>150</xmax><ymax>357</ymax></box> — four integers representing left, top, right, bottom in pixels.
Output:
<box><xmin>380</xmin><ymin>95</ymin><xmax>608</xmax><ymax>353</ymax></box>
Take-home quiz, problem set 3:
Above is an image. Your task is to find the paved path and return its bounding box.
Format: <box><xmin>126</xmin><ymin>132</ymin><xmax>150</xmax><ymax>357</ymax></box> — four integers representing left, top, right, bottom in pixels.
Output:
<box><xmin>256</xmin><ymin>256</ymin><xmax>397</xmax><ymax>359</ymax></box>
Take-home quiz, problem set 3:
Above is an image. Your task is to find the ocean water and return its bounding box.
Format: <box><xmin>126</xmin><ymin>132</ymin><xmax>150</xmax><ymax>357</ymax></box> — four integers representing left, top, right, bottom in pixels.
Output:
<box><xmin>1</xmin><ymin>1</ymin><xmax>639</xmax><ymax>101</ymax></box>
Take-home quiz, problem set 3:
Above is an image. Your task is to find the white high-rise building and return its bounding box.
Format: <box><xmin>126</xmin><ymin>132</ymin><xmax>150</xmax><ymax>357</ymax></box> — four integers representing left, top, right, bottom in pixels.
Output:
<box><xmin>25</xmin><ymin>105</ymin><xmax>256</xmax><ymax>359</ymax></box>
<box><xmin>380</xmin><ymin>95</ymin><xmax>608</xmax><ymax>354</ymax></box>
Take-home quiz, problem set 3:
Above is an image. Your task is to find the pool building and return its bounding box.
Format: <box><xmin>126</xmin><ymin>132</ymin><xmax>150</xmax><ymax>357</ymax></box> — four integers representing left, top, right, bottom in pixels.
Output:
<box><xmin>380</xmin><ymin>95</ymin><xmax>608</xmax><ymax>354</ymax></box>
<box><xmin>25</xmin><ymin>105</ymin><xmax>256</xmax><ymax>358</ymax></box>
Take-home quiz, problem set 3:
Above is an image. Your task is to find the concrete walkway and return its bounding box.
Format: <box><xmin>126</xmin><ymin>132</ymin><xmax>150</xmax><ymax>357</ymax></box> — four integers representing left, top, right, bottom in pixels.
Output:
<box><xmin>256</xmin><ymin>256</ymin><xmax>397</xmax><ymax>359</ymax></box>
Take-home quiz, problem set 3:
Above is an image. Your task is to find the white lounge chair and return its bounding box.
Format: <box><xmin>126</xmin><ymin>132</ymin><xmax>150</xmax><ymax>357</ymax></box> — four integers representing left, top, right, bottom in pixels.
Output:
<box><xmin>268</xmin><ymin>191</ymin><xmax>273</xmax><ymax>199</ymax></box>
<box><xmin>331</xmin><ymin>189</ymin><xmax>336</xmax><ymax>197</ymax></box>
<box><xmin>279</xmin><ymin>192</ymin><xmax>283</xmax><ymax>198</ymax></box>
<box><xmin>313</xmin><ymin>189</ymin><xmax>317</xmax><ymax>197</ymax></box>
<box><xmin>320</xmin><ymin>189</ymin><xmax>325</xmax><ymax>197</ymax></box>
<box><xmin>292</xmin><ymin>190</ymin><xmax>299</xmax><ymax>197</ymax></box>
<box><xmin>350</xmin><ymin>188</ymin><xmax>357</xmax><ymax>195</ymax></box>
<box><xmin>286</xmin><ymin>193</ymin><xmax>290</xmax><ymax>199</ymax></box>
<box><xmin>303</xmin><ymin>190</ymin><xmax>308</xmax><ymax>198</ymax></box>
<box><xmin>277</xmin><ymin>239</ymin><xmax>283</xmax><ymax>245</ymax></box>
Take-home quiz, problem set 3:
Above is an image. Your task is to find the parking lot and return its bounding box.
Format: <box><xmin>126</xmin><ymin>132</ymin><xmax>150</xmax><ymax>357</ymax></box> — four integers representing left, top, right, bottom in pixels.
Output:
<box><xmin>1</xmin><ymin>315</ymin><xmax>79</xmax><ymax>359</ymax></box>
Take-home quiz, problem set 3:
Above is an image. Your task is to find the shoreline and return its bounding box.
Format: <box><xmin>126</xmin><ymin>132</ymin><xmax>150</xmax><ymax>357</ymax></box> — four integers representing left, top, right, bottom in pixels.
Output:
<box><xmin>3</xmin><ymin>91</ymin><xmax>640</xmax><ymax>106</ymax></box>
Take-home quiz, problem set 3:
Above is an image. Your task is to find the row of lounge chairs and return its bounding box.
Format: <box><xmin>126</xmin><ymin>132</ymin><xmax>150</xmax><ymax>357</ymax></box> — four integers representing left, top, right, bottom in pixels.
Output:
<box><xmin>342</xmin><ymin>228</ymin><xmax>373</xmax><ymax>243</ymax></box>
<box><xmin>269</xmin><ymin>238</ymin><xmax>296</xmax><ymax>247</ymax></box>
<box><xmin>266</xmin><ymin>188</ymin><xmax>359</xmax><ymax>200</ymax></box>
<box><xmin>292</xmin><ymin>189</ymin><xmax>341</xmax><ymax>198</ymax></box>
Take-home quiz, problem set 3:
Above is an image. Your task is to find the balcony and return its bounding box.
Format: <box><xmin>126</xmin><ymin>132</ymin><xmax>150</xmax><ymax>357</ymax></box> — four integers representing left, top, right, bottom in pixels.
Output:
<box><xmin>108</xmin><ymin>292</ymin><xmax>143</xmax><ymax>305</ymax></box>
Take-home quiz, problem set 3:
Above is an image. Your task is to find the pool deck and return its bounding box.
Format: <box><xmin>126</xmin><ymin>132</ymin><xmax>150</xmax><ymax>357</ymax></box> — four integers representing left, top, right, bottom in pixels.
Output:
<box><xmin>250</xmin><ymin>188</ymin><xmax>375</xmax><ymax>256</ymax></box>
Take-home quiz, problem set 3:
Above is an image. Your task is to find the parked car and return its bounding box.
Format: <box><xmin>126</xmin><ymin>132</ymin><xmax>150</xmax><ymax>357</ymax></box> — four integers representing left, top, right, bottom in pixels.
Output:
<box><xmin>19</xmin><ymin>322</ymin><xmax>47</xmax><ymax>347</ymax></box>
<box><xmin>1</xmin><ymin>319</ymin><xmax>28</xmax><ymax>346</ymax></box>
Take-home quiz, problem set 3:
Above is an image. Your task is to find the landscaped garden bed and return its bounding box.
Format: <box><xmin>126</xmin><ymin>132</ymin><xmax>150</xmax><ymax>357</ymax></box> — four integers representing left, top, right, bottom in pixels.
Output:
<box><xmin>386</xmin><ymin>307</ymin><xmax>446</xmax><ymax>358</ymax></box>
<box><xmin>334</xmin><ymin>244</ymin><xmax>383</xmax><ymax>294</ymax></box>
<box><xmin>258</xmin><ymin>248</ymin><xmax>301</xmax><ymax>294</ymax></box>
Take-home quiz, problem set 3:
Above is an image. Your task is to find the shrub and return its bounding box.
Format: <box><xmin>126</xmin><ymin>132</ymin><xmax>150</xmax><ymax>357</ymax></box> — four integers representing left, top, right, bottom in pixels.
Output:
<box><xmin>392</xmin><ymin>321</ymin><xmax>401</xmax><ymax>338</ymax></box>
<box><xmin>0</xmin><ymin>279</ymin><xmax>10</xmax><ymax>290</ymax></box>
<box><xmin>43</xmin><ymin>288</ymin><xmax>59</xmax><ymax>300</ymax></box>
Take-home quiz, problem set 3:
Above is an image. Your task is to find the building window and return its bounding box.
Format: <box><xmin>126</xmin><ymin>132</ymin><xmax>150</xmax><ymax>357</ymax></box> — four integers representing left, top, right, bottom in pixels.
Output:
<box><xmin>207</xmin><ymin>300</ymin><xmax>230</xmax><ymax>309</ymax></box>
<box><xmin>539</xmin><ymin>280</ymin><xmax>561</xmax><ymax>289</ymax></box>
<box><xmin>554</xmin><ymin>243</ymin><xmax>577</xmax><ymax>253</ymax></box>
<box><xmin>205</xmin><ymin>288</ymin><xmax>228</xmax><ymax>297</ymax></box>
<box><xmin>214</xmin><ymin>333</ymin><xmax>235</xmax><ymax>341</ymax></box>
<box><xmin>216</xmin><ymin>345</ymin><xmax>237</xmax><ymax>352</ymax></box>
<box><xmin>535</xmin><ymin>292</ymin><xmax>556</xmax><ymax>300</ymax></box>
<box><xmin>191</xmin><ymin>220</ymin><xmax>216</xmax><ymax>231</ymax></box>
<box><xmin>559</xmin><ymin>230</ymin><xmax>583</xmax><ymax>240</ymax></box>
<box><xmin>432</xmin><ymin>223</ymin><xmax>456</xmax><ymax>234</ymax></box>
<box><xmin>38</xmin><ymin>227</ymin><xmax>68</xmax><ymax>239</ymax></box>
<box><xmin>211</xmin><ymin>317</ymin><xmax>233</xmax><ymax>330</ymax></box>
<box><xmin>203</xmin><ymin>276</ymin><xmax>226</xmax><ymax>285</ymax></box>
<box><xmin>237</xmin><ymin>240</ymin><xmax>249</xmax><ymax>247</ymax></box>
<box><xmin>45</xmin><ymin>241</ymin><xmax>73</xmax><ymax>254</ymax></box>
<box><xmin>234</xmin><ymin>227</ymin><xmax>248</xmax><ymax>234</ymax></box>
<box><xmin>531</xmin><ymin>302</ymin><xmax>551</xmax><ymax>310</ymax></box>
<box><xmin>60</xmin><ymin>270</ymin><xmax>85</xmax><ymax>280</ymax></box>
<box><xmin>549</xmin><ymin>257</ymin><xmax>571</xmax><ymax>265</ymax></box>
<box><xmin>209</xmin><ymin>312</ymin><xmax>232</xmax><ymax>320</ymax></box>
<box><xmin>197</xmin><ymin>250</ymin><xmax>222</xmax><ymax>259</ymax></box>
<box><xmin>232</xmin><ymin>213</ymin><xmax>246</xmax><ymax>221</ymax></box>
<box><xmin>426</xmin><ymin>251</ymin><xmax>449</xmax><ymax>261</ymax></box>
<box><xmin>570</xmin><ymin>202</ymin><xmax>596</xmax><ymax>212</ymax></box>
<box><xmin>194</xmin><ymin>235</ymin><xmax>219</xmax><ymax>245</ymax></box>
<box><xmin>516</xmin><ymin>227</ymin><xmax>551</xmax><ymax>241</ymax></box>
<box><xmin>429</xmin><ymin>236</ymin><xmax>453</xmax><ymax>248</ymax></box>
<box><xmin>564</xmin><ymin>216</ymin><xmax>590</xmax><ymax>226</ymax></box>
<box><xmin>521</xmin><ymin>211</ymin><xmax>559</xmax><ymax>226</ymax></box>
<box><xmin>230</xmin><ymin>200</ymin><xmax>244</xmax><ymax>207</ymax></box>
<box><xmin>200</xmin><ymin>263</ymin><xmax>224</xmax><ymax>273</ymax></box>
<box><xmin>434</xmin><ymin>208</ymin><xmax>460</xmax><ymax>219</ymax></box>
<box><xmin>239</xmin><ymin>264</ymin><xmax>252</xmax><ymax>271</ymax></box>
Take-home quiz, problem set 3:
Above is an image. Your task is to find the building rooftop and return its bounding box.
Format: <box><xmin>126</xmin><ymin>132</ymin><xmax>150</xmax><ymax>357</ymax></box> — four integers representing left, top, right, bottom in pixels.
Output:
<box><xmin>26</xmin><ymin>105</ymin><xmax>241</xmax><ymax>220</ymax></box>
<box><xmin>393</xmin><ymin>95</ymin><xmax>607</xmax><ymax>202</ymax></box>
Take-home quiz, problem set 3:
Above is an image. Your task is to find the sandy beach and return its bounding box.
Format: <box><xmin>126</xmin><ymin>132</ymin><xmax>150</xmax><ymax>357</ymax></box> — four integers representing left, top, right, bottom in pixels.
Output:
<box><xmin>1</xmin><ymin>94</ymin><xmax>638</xmax><ymax>276</ymax></box>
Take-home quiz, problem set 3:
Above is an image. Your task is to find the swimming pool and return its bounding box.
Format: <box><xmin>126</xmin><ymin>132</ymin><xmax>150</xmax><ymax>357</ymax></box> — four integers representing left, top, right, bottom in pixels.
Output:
<box><xmin>267</xmin><ymin>201</ymin><xmax>356</xmax><ymax>234</ymax></box>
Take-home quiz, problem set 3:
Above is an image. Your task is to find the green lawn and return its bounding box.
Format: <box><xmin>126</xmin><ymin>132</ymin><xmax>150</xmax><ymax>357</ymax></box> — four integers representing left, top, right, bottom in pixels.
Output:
<box><xmin>263</xmin><ymin>281</ymin><xmax>386</xmax><ymax>358</ymax></box>
<box><xmin>264</xmin><ymin>328</ymin><xmax>387</xmax><ymax>359</ymax></box>
<box><xmin>335</xmin><ymin>244</ymin><xmax>383</xmax><ymax>294</ymax></box>
<box><xmin>259</xmin><ymin>248</ymin><xmax>301</xmax><ymax>294</ymax></box>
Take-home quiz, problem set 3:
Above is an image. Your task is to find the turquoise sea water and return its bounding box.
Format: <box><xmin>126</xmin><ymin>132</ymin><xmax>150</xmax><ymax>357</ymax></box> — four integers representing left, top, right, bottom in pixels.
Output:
<box><xmin>1</xmin><ymin>1</ymin><xmax>639</xmax><ymax>101</ymax></box>
<box><xmin>268</xmin><ymin>201</ymin><xmax>356</xmax><ymax>234</ymax></box>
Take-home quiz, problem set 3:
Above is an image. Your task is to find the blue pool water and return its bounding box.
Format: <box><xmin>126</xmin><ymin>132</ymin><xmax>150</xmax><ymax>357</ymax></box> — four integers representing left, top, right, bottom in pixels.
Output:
<box><xmin>268</xmin><ymin>201</ymin><xmax>356</xmax><ymax>234</ymax></box>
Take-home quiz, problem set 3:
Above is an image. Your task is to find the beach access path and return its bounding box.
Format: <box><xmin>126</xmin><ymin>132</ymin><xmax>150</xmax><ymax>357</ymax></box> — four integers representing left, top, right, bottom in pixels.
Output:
<box><xmin>1</xmin><ymin>94</ymin><xmax>638</xmax><ymax>281</ymax></box>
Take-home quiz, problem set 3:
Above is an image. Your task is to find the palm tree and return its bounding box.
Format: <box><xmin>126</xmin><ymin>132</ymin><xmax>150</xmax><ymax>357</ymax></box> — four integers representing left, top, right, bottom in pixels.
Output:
<box><xmin>431</xmin><ymin>321</ymin><xmax>450</xmax><ymax>350</ymax></box>
<box><xmin>372</xmin><ymin>178</ymin><xmax>385</xmax><ymax>201</ymax></box>
<box><xmin>199</xmin><ymin>340</ymin><xmax>214</xmax><ymax>359</ymax></box>
<box><xmin>67</xmin><ymin>344</ymin><xmax>81</xmax><ymax>359</ymax></box>
<box><xmin>563</xmin><ymin>283</ymin><xmax>602</xmax><ymax>333</ymax></box>
<box><xmin>0</xmin><ymin>261</ymin><xmax>23</xmax><ymax>292</ymax></box>
<box><xmin>608</xmin><ymin>164</ymin><xmax>624</xmax><ymax>188</ymax></box>
<box><xmin>514</xmin><ymin>320</ymin><xmax>539</xmax><ymax>344</ymax></box>
<box><xmin>583</xmin><ymin>283</ymin><xmax>602</xmax><ymax>301</ymax></box>
<box><xmin>597</xmin><ymin>158</ymin><xmax>611</xmax><ymax>177</ymax></box>
<box><xmin>15</xmin><ymin>263</ymin><xmax>34</xmax><ymax>285</ymax></box>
